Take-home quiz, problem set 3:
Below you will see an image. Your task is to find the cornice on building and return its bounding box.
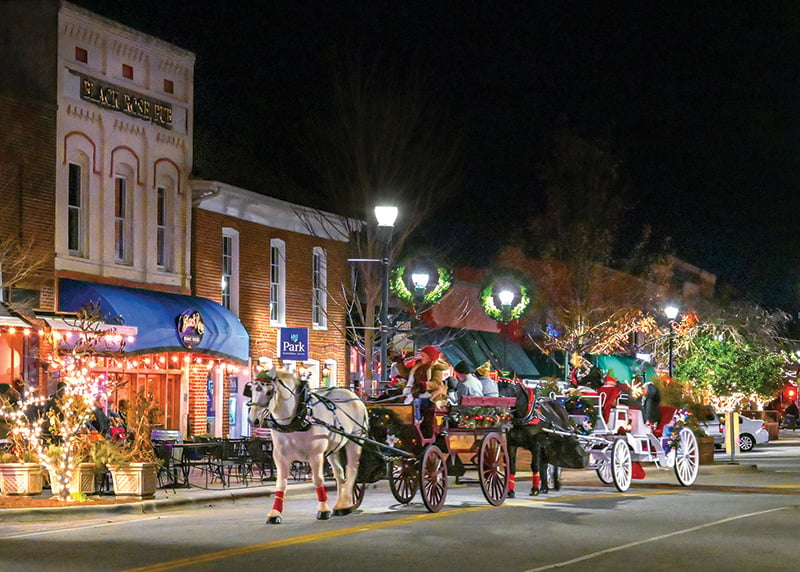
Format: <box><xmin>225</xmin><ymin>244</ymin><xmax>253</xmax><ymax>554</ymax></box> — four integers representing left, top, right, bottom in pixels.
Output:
<box><xmin>191</xmin><ymin>179</ymin><xmax>358</xmax><ymax>242</ymax></box>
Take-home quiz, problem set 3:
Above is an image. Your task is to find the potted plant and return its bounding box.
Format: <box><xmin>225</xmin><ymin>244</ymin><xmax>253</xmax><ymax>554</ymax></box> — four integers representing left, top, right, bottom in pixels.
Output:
<box><xmin>43</xmin><ymin>439</ymin><xmax>98</xmax><ymax>498</ymax></box>
<box><xmin>0</xmin><ymin>436</ymin><xmax>44</xmax><ymax>496</ymax></box>
<box><xmin>107</xmin><ymin>390</ymin><xmax>160</xmax><ymax>499</ymax></box>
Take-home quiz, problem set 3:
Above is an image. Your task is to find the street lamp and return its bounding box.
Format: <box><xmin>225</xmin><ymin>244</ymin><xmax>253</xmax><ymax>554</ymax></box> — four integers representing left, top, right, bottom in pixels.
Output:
<box><xmin>375</xmin><ymin>205</ymin><xmax>398</xmax><ymax>383</ymax></box>
<box><xmin>664</xmin><ymin>304</ymin><xmax>679</xmax><ymax>378</ymax></box>
<box><xmin>498</xmin><ymin>289</ymin><xmax>514</xmax><ymax>370</ymax></box>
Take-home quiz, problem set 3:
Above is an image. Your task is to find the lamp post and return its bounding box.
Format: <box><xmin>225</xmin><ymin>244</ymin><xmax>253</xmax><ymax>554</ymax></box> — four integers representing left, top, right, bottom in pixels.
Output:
<box><xmin>664</xmin><ymin>304</ymin><xmax>679</xmax><ymax>378</ymax></box>
<box><xmin>498</xmin><ymin>289</ymin><xmax>514</xmax><ymax>371</ymax></box>
<box><xmin>375</xmin><ymin>205</ymin><xmax>398</xmax><ymax>383</ymax></box>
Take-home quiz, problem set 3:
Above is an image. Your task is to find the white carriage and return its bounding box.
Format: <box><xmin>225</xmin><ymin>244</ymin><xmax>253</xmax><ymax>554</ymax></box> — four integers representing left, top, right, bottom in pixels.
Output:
<box><xmin>566</xmin><ymin>391</ymin><xmax>700</xmax><ymax>492</ymax></box>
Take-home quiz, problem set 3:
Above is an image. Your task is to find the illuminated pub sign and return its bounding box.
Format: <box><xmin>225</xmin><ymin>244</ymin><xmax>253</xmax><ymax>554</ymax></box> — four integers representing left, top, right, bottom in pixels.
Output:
<box><xmin>176</xmin><ymin>309</ymin><xmax>205</xmax><ymax>348</ymax></box>
<box><xmin>279</xmin><ymin>328</ymin><xmax>308</xmax><ymax>361</ymax></box>
<box><xmin>79</xmin><ymin>75</ymin><xmax>173</xmax><ymax>129</ymax></box>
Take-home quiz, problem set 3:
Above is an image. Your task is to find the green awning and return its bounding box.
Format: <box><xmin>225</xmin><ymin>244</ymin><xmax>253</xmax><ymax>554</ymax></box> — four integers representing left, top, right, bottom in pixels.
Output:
<box><xmin>421</xmin><ymin>327</ymin><xmax>539</xmax><ymax>378</ymax></box>
<box><xmin>590</xmin><ymin>354</ymin><xmax>657</xmax><ymax>384</ymax></box>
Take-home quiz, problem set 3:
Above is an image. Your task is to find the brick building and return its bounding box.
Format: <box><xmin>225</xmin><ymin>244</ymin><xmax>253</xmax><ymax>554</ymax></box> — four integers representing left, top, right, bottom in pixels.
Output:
<box><xmin>192</xmin><ymin>181</ymin><xmax>352</xmax><ymax>437</ymax></box>
<box><xmin>0</xmin><ymin>1</ymin><xmax>352</xmax><ymax>439</ymax></box>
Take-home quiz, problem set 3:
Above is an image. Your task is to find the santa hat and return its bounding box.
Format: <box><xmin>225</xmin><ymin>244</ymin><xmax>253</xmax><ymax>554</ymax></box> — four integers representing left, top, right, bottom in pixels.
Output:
<box><xmin>419</xmin><ymin>345</ymin><xmax>440</xmax><ymax>362</ymax></box>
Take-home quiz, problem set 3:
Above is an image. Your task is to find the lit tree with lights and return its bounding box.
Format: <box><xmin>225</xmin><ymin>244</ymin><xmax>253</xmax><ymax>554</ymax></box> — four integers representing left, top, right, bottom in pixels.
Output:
<box><xmin>8</xmin><ymin>302</ymin><xmax>129</xmax><ymax>501</ymax></box>
<box><xmin>652</xmin><ymin>303</ymin><xmax>792</xmax><ymax>410</ymax></box>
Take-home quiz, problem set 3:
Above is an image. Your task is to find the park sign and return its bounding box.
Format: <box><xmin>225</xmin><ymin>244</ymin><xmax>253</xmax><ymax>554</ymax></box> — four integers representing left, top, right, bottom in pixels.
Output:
<box><xmin>279</xmin><ymin>328</ymin><xmax>308</xmax><ymax>361</ymax></box>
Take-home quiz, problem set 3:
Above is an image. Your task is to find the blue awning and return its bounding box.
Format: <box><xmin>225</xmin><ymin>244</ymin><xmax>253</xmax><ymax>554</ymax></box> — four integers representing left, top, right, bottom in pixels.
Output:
<box><xmin>58</xmin><ymin>279</ymin><xmax>249</xmax><ymax>364</ymax></box>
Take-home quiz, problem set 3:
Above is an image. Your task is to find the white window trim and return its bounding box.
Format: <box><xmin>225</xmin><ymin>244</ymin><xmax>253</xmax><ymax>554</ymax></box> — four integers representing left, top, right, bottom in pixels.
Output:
<box><xmin>270</xmin><ymin>238</ymin><xmax>286</xmax><ymax>326</ymax></box>
<box><xmin>156</xmin><ymin>184</ymin><xmax>174</xmax><ymax>271</ymax></box>
<box><xmin>312</xmin><ymin>246</ymin><xmax>327</xmax><ymax>330</ymax></box>
<box><xmin>114</xmin><ymin>174</ymin><xmax>133</xmax><ymax>265</ymax></box>
<box><xmin>222</xmin><ymin>227</ymin><xmax>240</xmax><ymax>315</ymax></box>
<box><xmin>67</xmin><ymin>159</ymin><xmax>87</xmax><ymax>258</ymax></box>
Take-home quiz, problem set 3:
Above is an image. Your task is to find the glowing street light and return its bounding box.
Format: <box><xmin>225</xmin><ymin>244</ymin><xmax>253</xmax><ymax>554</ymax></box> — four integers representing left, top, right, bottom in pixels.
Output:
<box><xmin>664</xmin><ymin>304</ymin><xmax>679</xmax><ymax>377</ymax></box>
<box><xmin>375</xmin><ymin>205</ymin><xmax>398</xmax><ymax>383</ymax></box>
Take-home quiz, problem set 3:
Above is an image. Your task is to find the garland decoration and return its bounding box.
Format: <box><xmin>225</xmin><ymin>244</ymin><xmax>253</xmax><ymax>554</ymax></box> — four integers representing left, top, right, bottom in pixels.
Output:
<box><xmin>480</xmin><ymin>282</ymin><xmax>531</xmax><ymax>323</ymax></box>
<box><xmin>451</xmin><ymin>406</ymin><xmax>514</xmax><ymax>429</ymax></box>
<box><xmin>562</xmin><ymin>390</ymin><xmax>600</xmax><ymax>435</ymax></box>
<box><xmin>390</xmin><ymin>266</ymin><xmax>453</xmax><ymax>307</ymax></box>
<box><xmin>665</xmin><ymin>409</ymin><xmax>691</xmax><ymax>452</ymax></box>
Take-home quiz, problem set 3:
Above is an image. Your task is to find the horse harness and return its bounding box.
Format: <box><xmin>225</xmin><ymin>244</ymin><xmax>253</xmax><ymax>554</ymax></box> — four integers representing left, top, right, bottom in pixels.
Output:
<box><xmin>257</xmin><ymin>372</ymin><xmax>346</xmax><ymax>434</ymax></box>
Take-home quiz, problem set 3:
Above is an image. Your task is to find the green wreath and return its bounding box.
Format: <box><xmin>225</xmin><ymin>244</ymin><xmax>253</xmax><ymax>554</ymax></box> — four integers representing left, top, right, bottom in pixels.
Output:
<box><xmin>390</xmin><ymin>266</ymin><xmax>453</xmax><ymax>306</ymax></box>
<box><xmin>480</xmin><ymin>283</ymin><xmax>530</xmax><ymax>322</ymax></box>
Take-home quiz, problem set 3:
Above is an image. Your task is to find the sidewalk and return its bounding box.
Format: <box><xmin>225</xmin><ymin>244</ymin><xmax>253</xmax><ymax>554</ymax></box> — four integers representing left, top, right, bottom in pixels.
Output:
<box><xmin>2</xmin><ymin>430</ymin><xmax>799</xmax><ymax>520</ymax></box>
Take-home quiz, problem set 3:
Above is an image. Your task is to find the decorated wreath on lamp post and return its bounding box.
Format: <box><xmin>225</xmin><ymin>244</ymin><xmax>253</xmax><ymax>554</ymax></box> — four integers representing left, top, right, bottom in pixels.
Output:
<box><xmin>390</xmin><ymin>265</ymin><xmax>453</xmax><ymax>307</ymax></box>
<box><xmin>480</xmin><ymin>278</ymin><xmax>531</xmax><ymax>323</ymax></box>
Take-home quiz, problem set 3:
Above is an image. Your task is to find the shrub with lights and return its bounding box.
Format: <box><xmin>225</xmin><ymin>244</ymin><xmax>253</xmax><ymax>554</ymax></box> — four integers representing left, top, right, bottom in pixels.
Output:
<box><xmin>6</xmin><ymin>303</ymin><xmax>132</xmax><ymax>501</ymax></box>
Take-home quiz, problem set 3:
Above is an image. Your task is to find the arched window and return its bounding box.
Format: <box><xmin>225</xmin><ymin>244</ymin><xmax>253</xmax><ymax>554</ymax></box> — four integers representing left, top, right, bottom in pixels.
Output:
<box><xmin>156</xmin><ymin>178</ymin><xmax>175</xmax><ymax>271</ymax></box>
<box><xmin>312</xmin><ymin>246</ymin><xmax>327</xmax><ymax>329</ymax></box>
<box><xmin>114</xmin><ymin>164</ymin><xmax>135</xmax><ymax>265</ymax></box>
<box><xmin>67</xmin><ymin>152</ymin><xmax>89</xmax><ymax>257</ymax></box>
<box><xmin>270</xmin><ymin>238</ymin><xmax>286</xmax><ymax>326</ymax></box>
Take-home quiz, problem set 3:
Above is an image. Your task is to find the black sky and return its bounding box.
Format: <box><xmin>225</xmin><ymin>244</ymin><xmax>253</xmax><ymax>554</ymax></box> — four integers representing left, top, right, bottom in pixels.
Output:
<box><xmin>72</xmin><ymin>1</ymin><xmax>800</xmax><ymax>311</ymax></box>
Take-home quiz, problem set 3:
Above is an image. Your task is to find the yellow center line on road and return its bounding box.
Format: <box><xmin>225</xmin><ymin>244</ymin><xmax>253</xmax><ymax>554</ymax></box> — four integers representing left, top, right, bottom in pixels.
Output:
<box><xmin>120</xmin><ymin>506</ymin><xmax>493</xmax><ymax>572</ymax></box>
<box><xmin>121</xmin><ymin>489</ymin><xmax>687</xmax><ymax>571</ymax></box>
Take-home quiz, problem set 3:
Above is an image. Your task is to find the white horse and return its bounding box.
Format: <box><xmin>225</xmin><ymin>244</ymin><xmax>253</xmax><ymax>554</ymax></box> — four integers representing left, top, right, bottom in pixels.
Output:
<box><xmin>247</xmin><ymin>368</ymin><xmax>368</xmax><ymax>524</ymax></box>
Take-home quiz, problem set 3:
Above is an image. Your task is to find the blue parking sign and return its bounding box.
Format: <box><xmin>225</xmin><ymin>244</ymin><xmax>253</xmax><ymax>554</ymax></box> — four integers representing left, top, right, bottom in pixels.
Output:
<box><xmin>279</xmin><ymin>328</ymin><xmax>308</xmax><ymax>361</ymax></box>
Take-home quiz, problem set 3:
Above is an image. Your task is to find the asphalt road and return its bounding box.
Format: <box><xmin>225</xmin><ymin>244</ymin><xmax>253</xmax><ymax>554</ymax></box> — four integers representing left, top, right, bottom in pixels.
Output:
<box><xmin>1</xmin><ymin>431</ymin><xmax>798</xmax><ymax>571</ymax></box>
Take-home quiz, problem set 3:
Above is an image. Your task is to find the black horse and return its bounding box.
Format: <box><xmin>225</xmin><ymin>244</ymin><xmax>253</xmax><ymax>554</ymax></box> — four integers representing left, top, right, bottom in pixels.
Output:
<box><xmin>498</xmin><ymin>380</ymin><xmax>587</xmax><ymax>496</ymax></box>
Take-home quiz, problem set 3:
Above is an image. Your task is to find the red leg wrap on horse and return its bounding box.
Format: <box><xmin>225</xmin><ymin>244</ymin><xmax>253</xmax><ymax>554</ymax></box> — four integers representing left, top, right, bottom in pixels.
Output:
<box><xmin>508</xmin><ymin>473</ymin><xmax>516</xmax><ymax>490</ymax></box>
<box><xmin>272</xmin><ymin>490</ymin><xmax>285</xmax><ymax>513</ymax></box>
<box><xmin>532</xmin><ymin>474</ymin><xmax>541</xmax><ymax>488</ymax></box>
<box><xmin>316</xmin><ymin>486</ymin><xmax>328</xmax><ymax>502</ymax></box>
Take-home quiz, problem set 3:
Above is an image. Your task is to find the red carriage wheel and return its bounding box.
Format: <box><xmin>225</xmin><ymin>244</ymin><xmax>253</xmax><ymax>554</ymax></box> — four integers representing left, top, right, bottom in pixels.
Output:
<box><xmin>478</xmin><ymin>432</ymin><xmax>509</xmax><ymax>506</ymax></box>
<box><xmin>388</xmin><ymin>457</ymin><xmax>418</xmax><ymax>504</ymax></box>
<box><xmin>352</xmin><ymin>482</ymin><xmax>366</xmax><ymax>509</ymax></box>
<box><xmin>419</xmin><ymin>445</ymin><xmax>448</xmax><ymax>513</ymax></box>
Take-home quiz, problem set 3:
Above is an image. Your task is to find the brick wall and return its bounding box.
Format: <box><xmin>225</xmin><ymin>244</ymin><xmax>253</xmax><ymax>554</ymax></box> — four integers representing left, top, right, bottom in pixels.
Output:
<box><xmin>192</xmin><ymin>207</ymin><xmax>349</xmax><ymax>385</ymax></box>
<box><xmin>0</xmin><ymin>95</ymin><xmax>57</xmax><ymax>306</ymax></box>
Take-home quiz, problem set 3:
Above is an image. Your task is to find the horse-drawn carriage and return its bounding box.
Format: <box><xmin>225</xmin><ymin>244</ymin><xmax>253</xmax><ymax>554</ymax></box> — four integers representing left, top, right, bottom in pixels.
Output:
<box><xmin>246</xmin><ymin>368</ymin><xmax>516</xmax><ymax>522</ymax></box>
<box><xmin>558</xmin><ymin>390</ymin><xmax>700</xmax><ymax>492</ymax></box>
<box><xmin>362</xmin><ymin>395</ymin><xmax>516</xmax><ymax>512</ymax></box>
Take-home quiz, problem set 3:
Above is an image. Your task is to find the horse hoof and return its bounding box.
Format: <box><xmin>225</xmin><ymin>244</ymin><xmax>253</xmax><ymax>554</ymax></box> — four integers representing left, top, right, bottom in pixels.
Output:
<box><xmin>553</xmin><ymin>483</ymin><xmax>561</xmax><ymax>491</ymax></box>
<box><xmin>507</xmin><ymin>489</ymin><xmax>515</xmax><ymax>498</ymax></box>
<box><xmin>317</xmin><ymin>511</ymin><xmax>332</xmax><ymax>520</ymax></box>
<box><xmin>333</xmin><ymin>507</ymin><xmax>354</xmax><ymax>517</ymax></box>
<box><xmin>529</xmin><ymin>488</ymin><xmax>540</xmax><ymax>496</ymax></box>
<box><xmin>266</xmin><ymin>516</ymin><xmax>283</xmax><ymax>525</ymax></box>
<box><xmin>540</xmin><ymin>487</ymin><xmax>550</xmax><ymax>495</ymax></box>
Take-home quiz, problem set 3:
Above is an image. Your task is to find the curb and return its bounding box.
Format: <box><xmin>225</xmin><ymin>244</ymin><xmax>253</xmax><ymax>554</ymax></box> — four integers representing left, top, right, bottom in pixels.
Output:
<box><xmin>0</xmin><ymin>482</ymin><xmax>319</xmax><ymax>521</ymax></box>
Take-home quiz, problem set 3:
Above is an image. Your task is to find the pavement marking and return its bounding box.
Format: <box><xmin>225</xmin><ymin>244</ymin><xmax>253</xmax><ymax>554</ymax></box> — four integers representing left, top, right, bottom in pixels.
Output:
<box><xmin>0</xmin><ymin>516</ymin><xmax>168</xmax><ymax>540</ymax></box>
<box><xmin>119</xmin><ymin>506</ymin><xmax>494</xmax><ymax>572</ymax></box>
<box><xmin>524</xmin><ymin>506</ymin><xmax>790</xmax><ymax>571</ymax></box>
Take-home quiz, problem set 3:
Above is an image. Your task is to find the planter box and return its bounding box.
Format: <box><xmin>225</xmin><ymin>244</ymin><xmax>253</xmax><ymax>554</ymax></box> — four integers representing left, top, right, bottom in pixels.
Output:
<box><xmin>698</xmin><ymin>436</ymin><xmax>716</xmax><ymax>465</ymax></box>
<box><xmin>109</xmin><ymin>463</ymin><xmax>157</xmax><ymax>499</ymax></box>
<box><xmin>48</xmin><ymin>463</ymin><xmax>98</xmax><ymax>497</ymax></box>
<box><xmin>0</xmin><ymin>463</ymin><xmax>44</xmax><ymax>496</ymax></box>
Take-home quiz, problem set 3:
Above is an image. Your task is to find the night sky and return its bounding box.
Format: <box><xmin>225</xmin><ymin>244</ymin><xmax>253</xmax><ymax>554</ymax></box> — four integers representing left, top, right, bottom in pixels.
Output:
<box><xmin>72</xmin><ymin>1</ymin><xmax>800</xmax><ymax>312</ymax></box>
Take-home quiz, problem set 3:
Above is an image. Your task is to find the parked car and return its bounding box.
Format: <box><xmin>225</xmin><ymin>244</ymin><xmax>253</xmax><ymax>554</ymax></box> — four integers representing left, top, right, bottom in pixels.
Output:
<box><xmin>698</xmin><ymin>405</ymin><xmax>769</xmax><ymax>452</ymax></box>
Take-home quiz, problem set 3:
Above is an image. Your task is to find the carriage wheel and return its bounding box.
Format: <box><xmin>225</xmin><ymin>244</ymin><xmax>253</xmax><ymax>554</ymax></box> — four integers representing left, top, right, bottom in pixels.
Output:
<box><xmin>352</xmin><ymin>482</ymin><xmax>366</xmax><ymax>509</ymax></box>
<box><xmin>611</xmin><ymin>439</ymin><xmax>632</xmax><ymax>492</ymax></box>
<box><xmin>596</xmin><ymin>456</ymin><xmax>614</xmax><ymax>484</ymax></box>
<box><xmin>673</xmin><ymin>427</ymin><xmax>699</xmax><ymax>487</ymax></box>
<box><xmin>478</xmin><ymin>432</ymin><xmax>509</xmax><ymax>506</ymax></box>
<box><xmin>419</xmin><ymin>445</ymin><xmax>448</xmax><ymax>513</ymax></box>
<box><xmin>388</xmin><ymin>457</ymin><xmax>418</xmax><ymax>504</ymax></box>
